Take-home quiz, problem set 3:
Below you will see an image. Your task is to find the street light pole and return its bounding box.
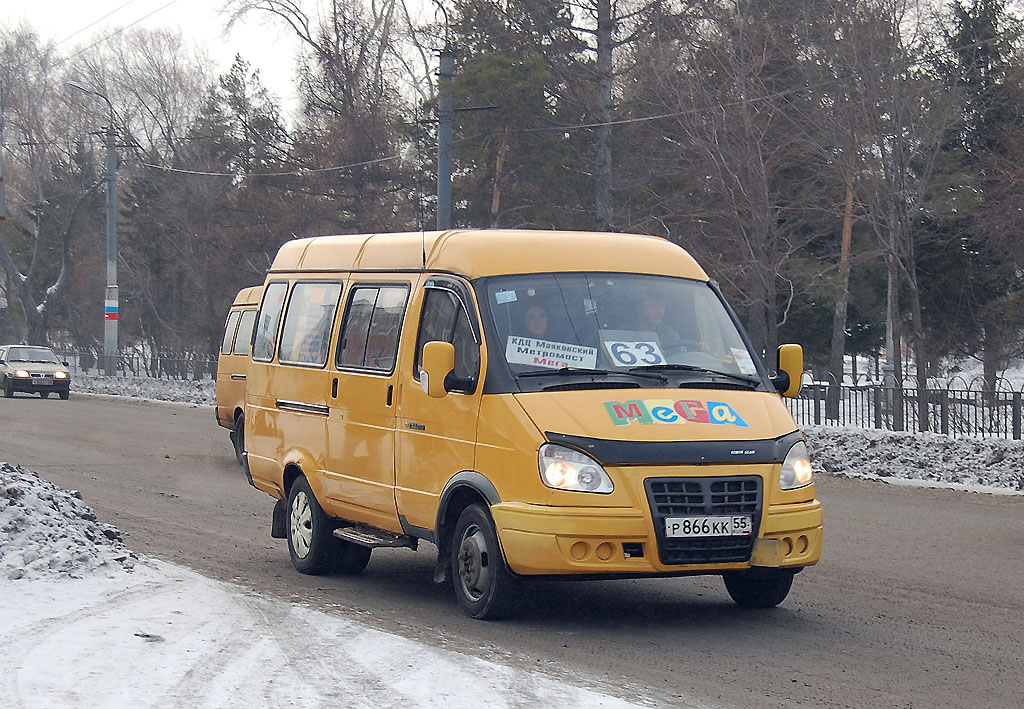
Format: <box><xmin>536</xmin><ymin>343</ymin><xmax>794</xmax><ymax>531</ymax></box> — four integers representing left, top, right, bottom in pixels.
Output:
<box><xmin>431</xmin><ymin>0</ymin><xmax>453</xmax><ymax>231</ymax></box>
<box><xmin>437</xmin><ymin>47</ymin><xmax>453</xmax><ymax>231</ymax></box>
<box><xmin>68</xmin><ymin>81</ymin><xmax>118</xmax><ymax>376</ymax></box>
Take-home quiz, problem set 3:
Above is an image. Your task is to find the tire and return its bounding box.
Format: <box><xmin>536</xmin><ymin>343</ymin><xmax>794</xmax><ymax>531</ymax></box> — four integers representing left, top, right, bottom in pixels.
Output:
<box><xmin>232</xmin><ymin>413</ymin><xmax>245</xmax><ymax>466</ymax></box>
<box><xmin>286</xmin><ymin>475</ymin><xmax>370</xmax><ymax>575</ymax></box>
<box><xmin>723</xmin><ymin>569</ymin><xmax>795</xmax><ymax>608</ymax></box>
<box><xmin>450</xmin><ymin>503</ymin><xmax>518</xmax><ymax>620</ymax></box>
<box><xmin>4</xmin><ymin>379</ymin><xmax>14</xmax><ymax>398</ymax></box>
<box><xmin>39</xmin><ymin>391</ymin><xmax>50</xmax><ymax>399</ymax></box>
<box><xmin>59</xmin><ymin>390</ymin><xmax>70</xmax><ymax>400</ymax></box>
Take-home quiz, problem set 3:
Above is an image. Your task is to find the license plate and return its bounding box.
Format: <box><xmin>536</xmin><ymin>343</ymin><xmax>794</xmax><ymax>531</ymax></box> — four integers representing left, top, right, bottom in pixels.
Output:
<box><xmin>32</xmin><ymin>377</ymin><xmax>53</xmax><ymax>386</ymax></box>
<box><xmin>665</xmin><ymin>515</ymin><xmax>752</xmax><ymax>538</ymax></box>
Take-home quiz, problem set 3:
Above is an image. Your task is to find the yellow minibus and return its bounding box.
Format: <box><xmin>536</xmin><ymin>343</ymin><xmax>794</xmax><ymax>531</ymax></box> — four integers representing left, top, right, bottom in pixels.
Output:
<box><xmin>243</xmin><ymin>230</ymin><xmax>821</xmax><ymax>619</ymax></box>
<box><xmin>216</xmin><ymin>284</ymin><xmax>263</xmax><ymax>466</ymax></box>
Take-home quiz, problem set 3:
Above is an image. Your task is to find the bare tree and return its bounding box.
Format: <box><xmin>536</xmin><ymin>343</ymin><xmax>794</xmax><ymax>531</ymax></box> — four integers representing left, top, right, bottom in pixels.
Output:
<box><xmin>0</xmin><ymin>26</ymin><xmax>99</xmax><ymax>345</ymax></box>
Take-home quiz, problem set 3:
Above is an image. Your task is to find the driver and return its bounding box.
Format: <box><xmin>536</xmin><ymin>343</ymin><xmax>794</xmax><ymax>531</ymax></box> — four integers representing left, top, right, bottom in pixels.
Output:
<box><xmin>633</xmin><ymin>293</ymin><xmax>682</xmax><ymax>350</ymax></box>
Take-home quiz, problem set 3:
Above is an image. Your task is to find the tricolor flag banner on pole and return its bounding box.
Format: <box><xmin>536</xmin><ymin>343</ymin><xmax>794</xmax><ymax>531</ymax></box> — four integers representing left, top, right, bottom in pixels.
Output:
<box><xmin>105</xmin><ymin>300</ymin><xmax>119</xmax><ymax>321</ymax></box>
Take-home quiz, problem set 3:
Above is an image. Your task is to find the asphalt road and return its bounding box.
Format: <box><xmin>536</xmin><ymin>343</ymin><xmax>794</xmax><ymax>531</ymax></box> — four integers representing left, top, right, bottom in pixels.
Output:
<box><xmin>2</xmin><ymin>393</ymin><xmax>1023</xmax><ymax>708</ymax></box>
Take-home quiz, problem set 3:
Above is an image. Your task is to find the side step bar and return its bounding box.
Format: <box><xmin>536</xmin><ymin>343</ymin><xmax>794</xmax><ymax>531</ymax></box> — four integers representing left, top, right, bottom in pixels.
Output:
<box><xmin>334</xmin><ymin>526</ymin><xmax>418</xmax><ymax>550</ymax></box>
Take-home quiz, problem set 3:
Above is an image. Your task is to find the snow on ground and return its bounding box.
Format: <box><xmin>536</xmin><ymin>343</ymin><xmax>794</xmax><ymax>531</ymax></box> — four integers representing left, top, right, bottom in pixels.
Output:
<box><xmin>0</xmin><ymin>462</ymin><xmax>649</xmax><ymax>709</ymax></box>
<box><xmin>806</xmin><ymin>425</ymin><xmax>1024</xmax><ymax>493</ymax></box>
<box><xmin>4</xmin><ymin>373</ymin><xmax>1024</xmax><ymax>707</ymax></box>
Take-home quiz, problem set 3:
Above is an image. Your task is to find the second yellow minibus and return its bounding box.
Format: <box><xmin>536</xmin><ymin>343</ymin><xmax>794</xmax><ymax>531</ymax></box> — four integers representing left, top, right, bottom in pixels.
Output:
<box><xmin>242</xmin><ymin>230</ymin><xmax>821</xmax><ymax>619</ymax></box>
<box><xmin>216</xmin><ymin>284</ymin><xmax>263</xmax><ymax>466</ymax></box>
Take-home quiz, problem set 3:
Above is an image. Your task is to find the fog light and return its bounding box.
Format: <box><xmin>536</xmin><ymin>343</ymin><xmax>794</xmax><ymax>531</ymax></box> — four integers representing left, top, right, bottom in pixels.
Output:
<box><xmin>570</xmin><ymin>542</ymin><xmax>589</xmax><ymax>560</ymax></box>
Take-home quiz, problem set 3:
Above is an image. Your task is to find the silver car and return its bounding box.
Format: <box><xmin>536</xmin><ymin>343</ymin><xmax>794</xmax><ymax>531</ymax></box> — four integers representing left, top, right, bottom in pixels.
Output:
<box><xmin>0</xmin><ymin>345</ymin><xmax>72</xmax><ymax>399</ymax></box>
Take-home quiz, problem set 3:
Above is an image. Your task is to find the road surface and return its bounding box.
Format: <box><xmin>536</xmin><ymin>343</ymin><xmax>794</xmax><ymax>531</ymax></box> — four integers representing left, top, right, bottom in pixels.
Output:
<box><xmin>2</xmin><ymin>394</ymin><xmax>1022</xmax><ymax>707</ymax></box>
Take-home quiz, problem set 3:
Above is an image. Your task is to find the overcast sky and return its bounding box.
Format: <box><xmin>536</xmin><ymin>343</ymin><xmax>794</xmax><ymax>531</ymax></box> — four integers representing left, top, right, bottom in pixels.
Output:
<box><xmin>3</xmin><ymin>0</ymin><xmax>302</xmax><ymax>115</ymax></box>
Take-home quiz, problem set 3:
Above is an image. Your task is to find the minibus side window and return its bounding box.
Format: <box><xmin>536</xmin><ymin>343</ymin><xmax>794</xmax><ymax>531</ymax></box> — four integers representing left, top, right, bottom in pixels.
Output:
<box><xmin>221</xmin><ymin>311</ymin><xmax>241</xmax><ymax>355</ymax></box>
<box><xmin>279</xmin><ymin>282</ymin><xmax>344</xmax><ymax>367</ymax></box>
<box><xmin>337</xmin><ymin>285</ymin><xmax>409</xmax><ymax>373</ymax></box>
<box><xmin>232</xmin><ymin>309</ymin><xmax>257</xmax><ymax>356</ymax></box>
<box><xmin>253</xmin><ymin>282</ymin><xmax>289</xmax><ymax>362</ymax></box>
<box><xmin>414</xmin><ymin>287</ymin><xmax>480</xmax><ymax>393</ymax></box>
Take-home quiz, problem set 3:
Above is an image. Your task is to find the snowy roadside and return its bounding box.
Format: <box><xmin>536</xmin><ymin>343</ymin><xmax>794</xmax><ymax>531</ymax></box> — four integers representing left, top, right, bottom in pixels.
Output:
<box><xmin>0</xmin><ymin>462</ymin><xmax>652</xmax><ymax>708</ymax></box>
<box><xmin>70</xmin><ymin>373</ymin><xmax>1024</xmax><ymax>495</ymax></box>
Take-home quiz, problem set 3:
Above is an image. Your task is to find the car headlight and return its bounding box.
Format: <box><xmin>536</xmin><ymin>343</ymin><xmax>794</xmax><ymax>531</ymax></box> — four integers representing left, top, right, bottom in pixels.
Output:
<box><xmin>14</xmin><ymin>369</ymin><xmax>30</xmax><ymax>378</ymax></box>
<box><xmin>54</xmin><ymin>371</ymin><xmax>68</xmax><ymax>379</ymax></box>
<box><xmin>538</xmin><ymin>443</ymin><xmax>614</xmax><ymax>494</ymax></box>
<box><xmin>779</xmin><ymin>440</ymin><xmax>814</xmax><ymax>490</ymax></box>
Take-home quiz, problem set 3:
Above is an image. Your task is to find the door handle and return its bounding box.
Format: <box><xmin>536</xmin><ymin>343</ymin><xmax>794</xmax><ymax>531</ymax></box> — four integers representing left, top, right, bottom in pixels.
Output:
<box><xmin>332</xmin><ymin>378</ymin><xmax>338</xmax><ymax>398</ymax></box>
<box><xmin>386</xmin><ymin>384</ymin><xmax>393</xmax><ymax>406</ymax></box>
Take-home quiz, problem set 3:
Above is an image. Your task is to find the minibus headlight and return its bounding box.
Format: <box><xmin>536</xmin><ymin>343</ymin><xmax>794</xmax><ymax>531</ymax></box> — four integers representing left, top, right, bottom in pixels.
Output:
<box><xmin>538</xmin><ymin>444</ymin><xmax>614</xmax><ymax>494</ymax></box>
<box><xmin>779</xmin><ymin>440</ymin><xmax>814</xmax><ymax>490</ymax></box>
<box><xmin>54</xmin><ymin>371</ymin><xmax>68</xmax><ymax>379</ymax></box>
<box><xmin>14</xmin><ymin>369</ymin><xmax>30</xmax><ymax>378</ymax></box>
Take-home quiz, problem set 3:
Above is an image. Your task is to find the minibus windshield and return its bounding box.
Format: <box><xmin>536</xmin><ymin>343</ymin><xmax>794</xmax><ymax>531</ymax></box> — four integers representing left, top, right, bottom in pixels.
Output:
<box><xmin>484</xmin><ymin>273</ymin><xmax>764</xmax><ymax>383</ymax></box>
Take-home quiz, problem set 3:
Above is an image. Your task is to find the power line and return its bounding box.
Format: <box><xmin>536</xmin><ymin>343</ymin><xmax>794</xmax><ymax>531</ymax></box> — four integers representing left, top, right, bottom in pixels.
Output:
<box><xmin>59</xmin><ymin>0</ymin><xmax>186</xmax><ymax>65</ymax></box>
<box><xmin>138</xmin><ymin>153</ymin><xmax>404</xmax><ymax>178</ymax></box>
<box><xmin>55</xmin><ymin>0</ymin><xmax>145</xmax><ymax>47</ymax></box>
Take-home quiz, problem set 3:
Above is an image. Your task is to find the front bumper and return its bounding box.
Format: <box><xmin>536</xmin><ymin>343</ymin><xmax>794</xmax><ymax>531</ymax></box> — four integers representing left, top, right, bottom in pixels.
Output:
<box><xmin>7</xmin><ymin>377</ymin><xmax>71</xmax><ymax>395</ymax></box>
<box><xmin>490</xmin><ymin>498</ymin><xmax>822</xmax><ymax>577</ymax></box>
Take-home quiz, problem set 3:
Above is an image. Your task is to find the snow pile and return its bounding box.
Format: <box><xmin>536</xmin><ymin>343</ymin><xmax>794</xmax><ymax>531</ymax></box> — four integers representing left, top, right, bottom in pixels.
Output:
<box><xmin>806</xmin><ymin>425</ymin><xmax>1024</xmax><ymax>492</ymax></box>
<box><xmin>0</xmin><ymin>462</ymin><xmax>139</xmax><ymax>580</ymax></box>
<box><xmin>73</xmin><ymin>372</ymin><xmax>215</xmax><ymax>405</ymax></box>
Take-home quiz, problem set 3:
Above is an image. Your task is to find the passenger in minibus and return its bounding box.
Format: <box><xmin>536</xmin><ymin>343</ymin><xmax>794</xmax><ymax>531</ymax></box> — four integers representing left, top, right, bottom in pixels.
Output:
<box><xmin>523</xmin><ymin>303</ymin><xmax>550</xmax><ymax>338</ymax></box>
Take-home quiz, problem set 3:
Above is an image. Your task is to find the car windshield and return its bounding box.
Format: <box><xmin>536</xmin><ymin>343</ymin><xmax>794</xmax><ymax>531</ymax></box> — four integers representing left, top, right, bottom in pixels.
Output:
<box><xmin>483</xmin><ymin>273</ymin><xmax>762</xmax><ymax>381</ymax></box>
<box><xmin>8</xmin><ymin>347</ymin><xmax>61</xmax><ymax>364</ymax></box>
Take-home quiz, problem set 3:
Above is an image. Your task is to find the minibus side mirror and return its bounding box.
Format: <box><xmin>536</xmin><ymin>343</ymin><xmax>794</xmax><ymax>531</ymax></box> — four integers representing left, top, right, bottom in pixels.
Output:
<box><xmin>420</xmin><ymin>341</ymin><xmax>456</xmax><ymax>398</ymax></box>
<box><xmin>772</xmin><ymin>344</ymin><xmax>803</xmax><ymax>398</ymax></box>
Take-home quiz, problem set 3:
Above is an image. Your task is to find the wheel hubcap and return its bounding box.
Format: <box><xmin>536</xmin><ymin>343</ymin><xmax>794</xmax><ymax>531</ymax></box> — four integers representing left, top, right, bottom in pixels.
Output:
<box><xmin>457</xmin><ymin>524</ymin><xmax>489</xmax><ymax>601</ymax></box>
<box><xmin>290</xmin><ymin>491</ymin><xmax>313</xmax><ymax>558</ymax></box>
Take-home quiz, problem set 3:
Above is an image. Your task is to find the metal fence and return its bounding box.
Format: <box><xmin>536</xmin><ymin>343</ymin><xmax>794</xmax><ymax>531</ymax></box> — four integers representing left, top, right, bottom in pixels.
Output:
<box><xmin>788</xmin><ymin>373</ymin><xmax>1024</xmax><ymax>440</ymax></box>
<box><xmin>56</xmin><ymin>347</ymin><xmax>217</xmax><ymax>381</ymax></box>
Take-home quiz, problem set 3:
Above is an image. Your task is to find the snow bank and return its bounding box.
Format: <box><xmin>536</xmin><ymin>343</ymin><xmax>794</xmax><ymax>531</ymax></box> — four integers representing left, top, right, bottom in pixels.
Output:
<box><xmin>0</xmin><ymin>462</ymin><xmax>139</xmax><ymax>580</ymax></box>
<box><xmin>73</xmin><ymin>373</ymin><xmax>215</xmax><ymax>405</ymax></box>
<box><xmin>806</xmin><ymin>425</ymin><xmax>1024</xmax><ymax>492</ymax></box>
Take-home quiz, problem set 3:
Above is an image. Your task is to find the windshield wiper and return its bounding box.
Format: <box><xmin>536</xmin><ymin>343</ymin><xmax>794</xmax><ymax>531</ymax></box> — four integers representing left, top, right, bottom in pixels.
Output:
<box><xmin>519</xmin><ymin>367</ymin><xmax>667</xmax><ymax>384</ymax></box>
<box><xmin>628</xmin><ymin>364</ymin><xmax>761</xmax><ymax>388</ymax></box>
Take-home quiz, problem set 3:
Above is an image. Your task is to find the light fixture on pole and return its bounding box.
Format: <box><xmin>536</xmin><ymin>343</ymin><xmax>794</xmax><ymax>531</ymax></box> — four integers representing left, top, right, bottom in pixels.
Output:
<box><xmin>68</xmin><ymin>80</ymin><xmax>119</xmax><ymax>376</ymax></box>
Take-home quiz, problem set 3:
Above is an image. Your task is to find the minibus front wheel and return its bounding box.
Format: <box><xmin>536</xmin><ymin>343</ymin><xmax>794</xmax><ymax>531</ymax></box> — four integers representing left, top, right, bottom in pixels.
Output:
<box><xmin>287</xmin><ymin>475</ymin><xmax>371</xmax><ymax>575</ymax></box>
<box><xmin>451</xmin><ymin>504</ymin><xmax>518</xmax><ymax>620</ymax></box>
<box><xmin>722</xmin><ymin>568</ymin><xmax>795</xmax><ymax>608</ymax></box>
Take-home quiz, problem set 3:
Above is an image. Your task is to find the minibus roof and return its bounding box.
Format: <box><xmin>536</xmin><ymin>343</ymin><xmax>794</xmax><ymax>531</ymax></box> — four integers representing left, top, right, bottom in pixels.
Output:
<box><xmin>268</xmin><ymin>229</ymin><xmax>709</xmax><ymax>281</ymax></box>
<box><xmin>231</xmin><ymin>284</ymin><xmax>264</xmax><ymax>307</ymax></box>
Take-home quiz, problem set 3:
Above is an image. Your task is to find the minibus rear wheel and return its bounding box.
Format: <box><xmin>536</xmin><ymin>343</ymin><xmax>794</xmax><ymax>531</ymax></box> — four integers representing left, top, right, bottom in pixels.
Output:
<box><xmin>451</xmin><ymin>503</ymin><xmax>518</xmax><ymax>620</ymax></box>
<box><xmin>287</xmin><ymin>475</ymin><xmax>370</xmax><ymax>575</ymax></box>
<box><xmin>722</xmin><ymin>569</ymin><xmax>794</xmax><ymax>608</ymax></box>
<box><xmin>232</xmin><ymin>413</ymin><xmax>245</xmax><ymax>466</ymax></box>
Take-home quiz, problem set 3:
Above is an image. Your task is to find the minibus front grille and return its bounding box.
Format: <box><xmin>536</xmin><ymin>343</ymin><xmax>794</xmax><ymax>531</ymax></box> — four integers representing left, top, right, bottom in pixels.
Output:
<box><xmin>644</xmin><ymin>476</ymin><xmax>762</xmax><ymax>565</ymax></box>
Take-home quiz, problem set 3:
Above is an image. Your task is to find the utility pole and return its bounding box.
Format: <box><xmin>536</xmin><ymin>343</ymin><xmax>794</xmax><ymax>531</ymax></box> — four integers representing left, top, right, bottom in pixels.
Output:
<box><xmin>0</xmin><ymin>82</ymin><xmax>7</xmax><ymax>221</ymax></box>
<box><xmin>102</xmin><ymin>122</ymin><xmax>118</xmax><ymax>376</ymax></box>
<box><xmin>437</xmin><ymin>46</ymin><xmax>454</xmax><ymax>231</ymax></box>
<box><xmin>68</xmin><ymin>81</ymin><xmax>118</xmax><ymax>376</ymax></box>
